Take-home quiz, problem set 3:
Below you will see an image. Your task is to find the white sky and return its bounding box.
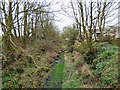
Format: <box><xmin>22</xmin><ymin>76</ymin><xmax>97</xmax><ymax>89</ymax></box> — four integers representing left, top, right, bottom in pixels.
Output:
<box><xmin>51</xmin><ymin>0</ymin><xmax>73</xmax><ymax>31</ymax></box>
<box><xmin>0</xmin><ymin>0</ymin><xmax>119</xmax><ymax>35</ymax></box>
<box><xmin>52</xmin><ymin>0</ymin><xmax>119</xmax><ymax>31</ymax></box>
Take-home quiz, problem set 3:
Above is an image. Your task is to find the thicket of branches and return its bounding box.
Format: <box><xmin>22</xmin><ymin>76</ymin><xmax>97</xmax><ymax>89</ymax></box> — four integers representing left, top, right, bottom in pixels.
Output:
<box><xmin>62</xmin><ymin>0</ymin><xmax>119</xmax><ymax>53</ymax></box>
<box><xmin>0</xmin><ymin>0</ymin><xmax>62</xmax><ymax>88</ymax></box>
<box><xmin>0</xmin><ymin>0</ymin><xmax>61</xmax><ymax>61</ymax></box>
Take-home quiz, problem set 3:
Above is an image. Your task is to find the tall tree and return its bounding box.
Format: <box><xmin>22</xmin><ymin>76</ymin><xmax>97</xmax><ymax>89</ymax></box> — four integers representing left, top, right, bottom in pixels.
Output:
<box><xmin>23</xmin><ymin>2</ymin><xmax>28</xmax><ymax>44</ymax></box>
<box><xmin>65</xmin><ymin>0</ymin><xmax>119</xmax><ymax>52</ymax></box>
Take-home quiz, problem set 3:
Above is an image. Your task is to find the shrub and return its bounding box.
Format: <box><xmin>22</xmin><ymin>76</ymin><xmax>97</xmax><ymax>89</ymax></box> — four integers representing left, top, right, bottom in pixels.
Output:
<box><xmin>102</xmin><ymin>51</ymin><xmax>113</xmax><ymax>59</ymax></box>
<box><xmin>76</xmin><ymin>41</ymin><xmax>89</xmax><ymax>54</ymax></box>
<box><xmin>101</xmin><ymin>71</ymin><xmax>118</xmax><ymax>87</ymax></box>
<box><xmin>93</xmin><ymin>62</ymin><xmax>106</xmax><ymax>77</ymax></box>
<box><xmin>84</xmin><ymin>48</ymin><xmax>98</xmax><ymax>64</ymax></box>
<box><xmin>103</xmin><ymin>35</ymin><xmax>113</xmax><ymax>43</ymax></box>
<box><xmin>100</xmin><ymin>52</ymin><xmax>118</xmax><ymax>87</ymax></box>
<box><xmin>91</xmin><ymin>43</ymin><xmax>118</xmax><ymax>87</ymax></box>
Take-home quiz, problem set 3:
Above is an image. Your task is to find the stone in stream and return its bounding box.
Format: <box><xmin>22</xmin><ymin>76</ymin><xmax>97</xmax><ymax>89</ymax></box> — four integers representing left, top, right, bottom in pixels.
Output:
<box><xmin>55</xmin><ymin>60</ymin><xmax>59</xmax><ymax>63</ymax></box>
<box><xmin>55</xmin><ymin>57</ymin><xmax>59</xmax><ymax>60</ymax></box>
<box><xmin>54</xmin><ymin>54</ymin><xmax>60</xmax><ymax>60</ymax></box>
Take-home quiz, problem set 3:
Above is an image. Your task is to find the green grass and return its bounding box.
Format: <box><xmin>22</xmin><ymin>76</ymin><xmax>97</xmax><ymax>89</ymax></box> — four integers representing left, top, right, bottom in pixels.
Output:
<box><xmin>2</xmin><ymin>66</ymin><xmax>37</xmax><ymax>88</ymax></box>
<box><xmin>44</xmin><ymin>54</ymin><xmax>65</xmax><ymax>88</ymax></box>
<box><xmin>62</xmin><ymin>42</ymin><xmax>119</xmax><ymax>88</ymax></box>
<box><xmin>62</xmin><ymin>52</ymin><xmax>80</xmax><ymax>88</ymax></box>
<box><xmin>48</xmin><ymin>64</ymin><xmax>64</xmax><ymax>88</ymax></box>
<box><xmin>91</xmin><ymin>42</ymin><xmax>119</xmax><ymax>87</ymax></box>
<box><xmin>62</xmin><ymin>77</ymin><xmax>79</xmax><ymax>88</ymax></box>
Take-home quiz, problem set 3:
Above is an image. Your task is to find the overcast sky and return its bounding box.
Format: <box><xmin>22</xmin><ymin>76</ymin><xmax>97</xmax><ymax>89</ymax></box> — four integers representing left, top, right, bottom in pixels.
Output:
<box><xmin>52</xmin><ymin>0</ymin><xmax>119</xmax><ymax>31</ymax></box>
<box><xmin>0</xmin><ymin>0</ymin><xmax>72</xmax><ymax>35</ymax></box>
<box><xmin>51</xmin><ymin>0</ymin><xmax>73</xmax><ymax>31</ymax></box>
<box><xmin>0</xmin><ymin>0</ymin><xmax>119</xmax><ymax>35</ymax></box>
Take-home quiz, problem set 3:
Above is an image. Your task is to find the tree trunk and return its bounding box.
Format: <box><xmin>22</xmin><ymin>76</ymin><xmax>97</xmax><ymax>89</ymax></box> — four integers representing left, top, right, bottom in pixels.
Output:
<box><xmin>23</xmin><ymin>2</ymin><xmax>28</xmax><ymax>45</ymax></box>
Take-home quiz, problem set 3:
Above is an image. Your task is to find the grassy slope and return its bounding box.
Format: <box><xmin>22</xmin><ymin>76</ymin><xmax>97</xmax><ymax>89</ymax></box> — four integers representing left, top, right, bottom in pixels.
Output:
<box><xmin>62</xmin><ymin>42</ymin><xmax>119</xmax><ymax>88</ymax></box>
<box><xmin>91</xmin><ymin>42</ymin><xmax>118</xmax><ymax>87</ymax></box>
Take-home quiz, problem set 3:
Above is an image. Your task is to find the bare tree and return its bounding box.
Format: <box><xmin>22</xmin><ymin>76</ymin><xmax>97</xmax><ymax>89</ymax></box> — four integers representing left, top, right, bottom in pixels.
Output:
<box><xmin>63</xmin><ymin>0</ymin><xmax>119</xmax><ymax>52</ymax></box>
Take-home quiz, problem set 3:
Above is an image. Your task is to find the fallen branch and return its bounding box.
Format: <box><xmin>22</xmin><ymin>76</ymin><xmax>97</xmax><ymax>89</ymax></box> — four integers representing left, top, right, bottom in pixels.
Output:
<box><xmin>9</xmin><ymin>35</ymin><xmax>39</xmax><ymax>68</ymax></box>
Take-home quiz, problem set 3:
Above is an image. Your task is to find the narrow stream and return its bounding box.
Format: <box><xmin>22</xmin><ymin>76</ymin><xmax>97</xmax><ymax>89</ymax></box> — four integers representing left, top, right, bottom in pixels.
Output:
<box><xmin>43</xmin><ymin>52</ymin><xmax>64</xmax><ymax>88</ymax></box>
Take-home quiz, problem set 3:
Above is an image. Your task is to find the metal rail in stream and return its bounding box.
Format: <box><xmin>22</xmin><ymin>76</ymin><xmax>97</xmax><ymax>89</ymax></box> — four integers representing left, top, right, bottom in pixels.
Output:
<box><xmin>43</xmin><ymin>52</ymin><xmax>65</xmax><ymax>88</ymax></box>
